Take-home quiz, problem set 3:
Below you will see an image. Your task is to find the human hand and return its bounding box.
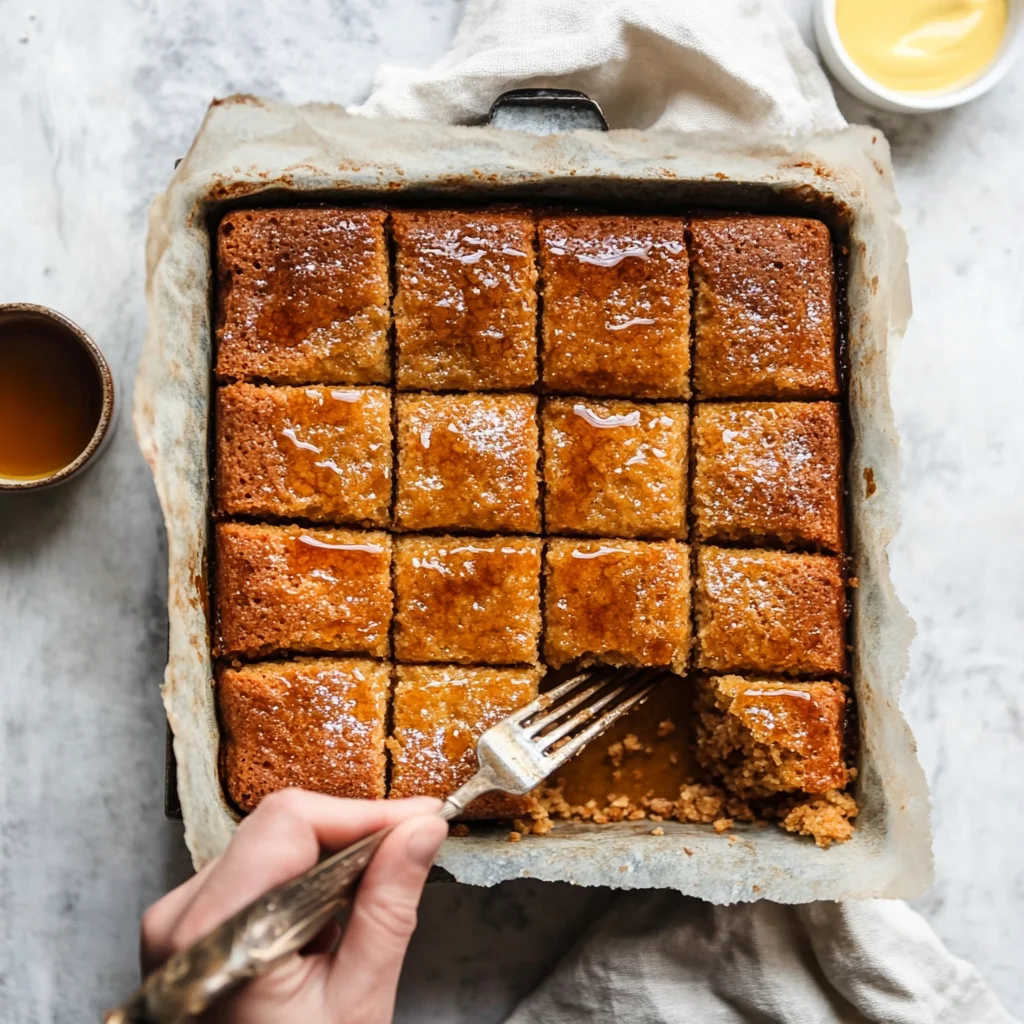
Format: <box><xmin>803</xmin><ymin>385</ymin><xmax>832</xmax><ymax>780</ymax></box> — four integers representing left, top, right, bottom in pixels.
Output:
<box><xmin>140</xmin><ymin>790</ymin><xmax>448</xmax><ymax>1023</ymax></box>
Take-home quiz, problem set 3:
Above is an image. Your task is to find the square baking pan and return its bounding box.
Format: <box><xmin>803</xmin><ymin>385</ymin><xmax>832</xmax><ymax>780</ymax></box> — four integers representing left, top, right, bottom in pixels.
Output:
<box><xmin>138</xmin><ymin>90</ymin><xmax>931</xmax><ymax>903</ymax></box>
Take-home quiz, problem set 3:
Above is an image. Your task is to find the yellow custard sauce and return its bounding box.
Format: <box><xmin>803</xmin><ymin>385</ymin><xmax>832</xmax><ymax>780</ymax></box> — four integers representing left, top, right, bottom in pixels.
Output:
<box><xmin>836</xmin><ymin>0</ymin><xmax>1008</xmax><ymax>93</ymax></box>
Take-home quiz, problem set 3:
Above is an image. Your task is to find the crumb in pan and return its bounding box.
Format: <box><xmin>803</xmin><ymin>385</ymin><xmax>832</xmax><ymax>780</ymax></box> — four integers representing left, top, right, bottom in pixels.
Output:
<box><xmin>553</xmin><ymin>676</ymin><xmax>698</xmax><ymax>809</ymax></box>
<box><xmin>778</xmin><ymin>789</ymin><xmax>858</xmax><ymax>848</ymax></box>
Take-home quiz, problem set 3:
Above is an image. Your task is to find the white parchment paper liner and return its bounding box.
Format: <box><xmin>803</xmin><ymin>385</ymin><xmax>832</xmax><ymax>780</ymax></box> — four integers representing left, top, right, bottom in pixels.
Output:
<box><xmin>136</xmin><ymin>95</ymin><xmax>930</xmax><ymax>902</ymax></box>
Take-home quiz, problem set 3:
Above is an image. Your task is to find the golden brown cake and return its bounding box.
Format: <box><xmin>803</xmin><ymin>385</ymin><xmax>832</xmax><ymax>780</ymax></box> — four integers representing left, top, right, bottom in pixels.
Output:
<box><xmin>213</xmin><ymin>523</ymin><xmax>392</xmax><ymax>659</ymax></box>
<box><xmin>215</xmin><ymin>208</ymin><xmax>390</xmax><ymax>385</ymax></box>
<box><xmin>780</xmin><ymin>789</ymin><xmax>858</xmax><ymax>848</ymax></box>
<box><xmin>218</xmin><ymin>658</ymin><xmax>389</xmax><ymax>811</ymax></box>
<box><xmin>544</xmin><ymin>539</ymin><xmax>692</xmax><ymax>671</ymax></box>
<box><xmin>694</xmin><ymin>547</ymin><xmax>846</xmax><ymax>676</ymax></box>
<box><xmin>387</xmin><ymin>664</ymin><xmax>542</xmax><ymax>818</ymax></box>
<box><xmin>215</xmin><ymin>383</ymin><xmax>392</xmax><ymax>525</ymax></box>
<box><xmin>539</xmin><ymin>216</ymin><xmax>691</xmax><ymax>398</ymax></box>
<box><xmin>694</xmin><ymin>675</ymin><xmax>849</xmax><ymax>797</ymax></box>
<box><xmin>393</xmin><ymin>536</ymin><xmax>542</xmax><ymax>664</ymax></box>
<box><xmin>692</xmin><ymin>401</ymin><xmax>842</xmax><ymax>552</ymax></box>
<box><xmin>690</xmin><ymin>216</ymin><xmax>838</xmax><ymax>399</ymax></box>
<box><xmin>394</xmin><ymin>392</ymin><xmax>540</xmax><ymax>533</ymax></box>
<box><xmin>543</xmin><ymin>398</ymin><xmax>689</xmax><ymax>539</ymax></box>
<box><xmin>392</xmin><ymin>210</ymin><xmax>538</xmax><ymax>390</ymax></box>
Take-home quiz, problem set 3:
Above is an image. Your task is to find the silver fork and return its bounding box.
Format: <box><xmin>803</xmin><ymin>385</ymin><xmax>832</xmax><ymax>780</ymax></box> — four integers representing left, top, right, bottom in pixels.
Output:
<box><xmin>105</xmin><ymin>665</ymin><xmax>667</xmax><ymax>1024</ymax></box>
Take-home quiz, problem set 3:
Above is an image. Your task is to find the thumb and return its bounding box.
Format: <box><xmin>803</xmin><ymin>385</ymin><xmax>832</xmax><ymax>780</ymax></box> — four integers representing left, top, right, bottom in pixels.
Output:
<box><xmin>325</xmin><ymin>814</ymin><xmax>448</xmax><ymax>1011</ymax></box>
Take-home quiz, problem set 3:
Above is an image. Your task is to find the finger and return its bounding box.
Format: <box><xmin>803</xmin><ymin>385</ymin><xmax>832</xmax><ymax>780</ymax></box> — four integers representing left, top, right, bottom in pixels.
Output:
<box><xmin>326</xmin><ymin>814</ymin><xmax>447</xmax><ymax>1009</ymax></box>
<box><xmin>140</xmin><ymin>861</ymin><xmax>218</xmax><ymax>972</ymax></box>
<box><xmin>168</xmin><ymin>790</ymin><xmax>442</xmax><ymax>951</ymax></box>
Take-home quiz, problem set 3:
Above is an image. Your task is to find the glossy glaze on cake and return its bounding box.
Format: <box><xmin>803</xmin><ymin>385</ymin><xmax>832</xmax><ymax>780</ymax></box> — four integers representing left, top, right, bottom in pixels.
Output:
<box><xmin>544</xmin><ymin>539</ymin><xmax>692</xmax><ymax>671</ymax></box>
<box><xmin>539</xmin><ymin>215</ymin><xmax>691</xmax><ymax>398</ymax></box>
<box><xmin>692</xmin><ymin>401</ymin><xmax>842</xmax><ymax>551</ymax></box>
<box><xmin>394</xmin><ymin>392</ymin><xmax>540</xmax><ymax>533</ymax></box>
<box><xmin>393</xmin><ymin>536</ymin><xmax>542</xmax><ymax>665</ymax></box>
<box><xmin>690</xmin><ymin>215</ymin><xmax>838</xmax><ymax>399</ymax></box>
<box><xmin>216</xmin><ymin>208</ymin><xmax>390</xmax><ymax>385</ymax></box>
<box><xmin>393</xmin><ymin>210</ymin><xmax>538</xmax><ymax>390</ymax></box>
<box><xmin>213</xmin><ymin>522</ymin><xmax>392</xmax><ymax>659</ymax></box>
<box><xmin>543</xmin><ymin>398</ymin><xmax>689</xmax><ymax>539</ymax></box>
<box><xmin>215</xmin><ymin>383</ymin><xmax>392</xmax><ymax>525</ymax></box>
<box><xmin>694</xmin><ymin>547</ymin><xmax>846</xmax><ymax>676</ymax></box>
<box><xmin>219</xmin><ymin>658</ymin><xmax>389</xmax><ymax>810</ymax></box>
<box><xmin>695</xmin><ymin>675</ymin><xmax>849</xmax><ymax>796</ymax></box>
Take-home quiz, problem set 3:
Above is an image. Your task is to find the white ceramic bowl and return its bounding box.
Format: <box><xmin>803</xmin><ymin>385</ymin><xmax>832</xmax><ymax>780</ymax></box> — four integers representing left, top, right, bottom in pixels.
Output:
<box><xmin>815</xmin><ymin>0</ymin><xmax>1023</xmax><ymax>113</ymax></box>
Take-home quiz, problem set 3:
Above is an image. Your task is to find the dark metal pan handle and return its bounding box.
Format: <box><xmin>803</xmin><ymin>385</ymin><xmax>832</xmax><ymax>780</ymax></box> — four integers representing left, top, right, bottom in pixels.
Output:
<box><xmin>486</xmin><ymin>88</ymin><xmax>609</xmax><ymax>133</ymax></box>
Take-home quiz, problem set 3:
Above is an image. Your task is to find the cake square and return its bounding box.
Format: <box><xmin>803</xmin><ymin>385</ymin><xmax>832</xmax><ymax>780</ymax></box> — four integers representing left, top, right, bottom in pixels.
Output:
<box><xmin>543</xmin><ymin>398</ymin><xmax>689</xmax><ymax>538</ymax></box>
<box><xmin>393</xmin><ymin>210</ymin><xmax>538</xmax><ymax>390</ymax></box>
<box><xmin>394</xmin><ymin>393</ymin><xmax>540</xmax><ymax>533</ymax></box>
<box><xmin>543</xmin><ymin>539</ymin><xmax>691</xmax><ymax>670</ymax></box>
<box><xmin>215</xmin><ymin>208</ymin><xmax>390</xmax><ymax>385</ymax></box>
<box><xmin>692</xmin><ymin>401</ymin><xmax>842</xmax><ymax>552</ymax></box>
<box><xmin>539</xmin><ymin>216</ymin><xmax>691</xmax><ymax>398</ymax></box>
<box><xmin>213</xmin><ymin>523</ymin><xmax>392</xmax><ymax>659</ymax></box>
<box><xmin>218</xmin><ymin>658</ymin><xmax>389</xmax><ymax>812</ymax></box>
<box><xmin>394</xmin><ymin>536</ymin><xmax>542</xmax><ymax>665</ymax></box>
<box><xmin>215</xmin><ymin>383</ymin><xmax>392</xmax><ymax>526</ymax></box>
<box><xmin>694</xmin><ymin>547</ymin><xmax>846</xmax><ymax>676</ymax></box>
<box><xmin>690</xmin><ymin>215</ymin><xmax>838</xmax><ymax>399</ymax></box>
<box><xmin>695</xmin><ymin>675</ymin><xmax>849</xmax><ymax>797</ymax></box>
<box><xmin>388</xmin><ymin>665</ymin><xmax>542</xmax><ymax>818</ymax></box>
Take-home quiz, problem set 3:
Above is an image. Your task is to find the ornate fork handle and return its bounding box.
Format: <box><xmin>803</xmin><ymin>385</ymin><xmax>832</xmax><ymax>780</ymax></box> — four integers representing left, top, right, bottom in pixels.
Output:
<box><xmin>106</xmin><ymin>665</ymin><xmax>655</xmax><ymax>1022</ymax></box>
<box><xmin>106</xmin><ymin>772</ymin><xmax>502</xmax><ymax>1024</ymax></box>
<box><xmin>105</xmin><ymin>826</ymin><xmax>390</xmax><ymax>1024</ymax></box>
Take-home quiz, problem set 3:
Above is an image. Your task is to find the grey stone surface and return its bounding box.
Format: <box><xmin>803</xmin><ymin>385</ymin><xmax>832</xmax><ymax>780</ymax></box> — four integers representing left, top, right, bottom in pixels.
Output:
<box><xmin>0</xmin><ymin>1</ymin><xmax>1021</xmax><ymax>1020</ymax></box>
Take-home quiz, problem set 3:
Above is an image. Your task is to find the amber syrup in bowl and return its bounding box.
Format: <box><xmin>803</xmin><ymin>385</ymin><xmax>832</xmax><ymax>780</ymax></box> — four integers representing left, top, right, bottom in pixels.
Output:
<box><xmin>0</xmin><ymin>304</ymin><xmax>114</xmax><ymax>489</ymax></box>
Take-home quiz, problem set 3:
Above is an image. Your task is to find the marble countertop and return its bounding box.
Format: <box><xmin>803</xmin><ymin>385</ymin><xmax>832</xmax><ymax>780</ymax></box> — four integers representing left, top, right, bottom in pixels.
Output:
<box><xmin>1</xmin><ymin>0</ymin><xmax>1021</xmax><ymax>1019</ymax></box>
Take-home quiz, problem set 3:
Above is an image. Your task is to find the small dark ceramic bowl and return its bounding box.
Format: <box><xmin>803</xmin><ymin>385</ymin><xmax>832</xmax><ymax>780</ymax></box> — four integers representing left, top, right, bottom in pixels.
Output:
<box><xmin>0</xmin><ymin>303</ymin><xmax>116</xmax><ymax>491</ymax></box>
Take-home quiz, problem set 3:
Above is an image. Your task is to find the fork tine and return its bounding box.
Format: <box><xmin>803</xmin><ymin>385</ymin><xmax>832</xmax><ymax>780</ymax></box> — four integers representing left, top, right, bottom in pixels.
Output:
<box><xmin>533</xmin><ymin>667</ymin><xmax>662</xmax><ymax>750</ymax></box>
<box><xmin>534</xmin><ymin>679</ymin><xmax>633</xmax><ymax>749</ymax></box>
<box><xmin>540</xmin><ymin>678</ymin><xmax>660</xmax><ymax>770</ymax></box>
<box><xmin>519</xmin><ymin>667</ymin><xmax>643</xmax><ymax>736</ymax></box>
<box><xmin>504</xmin><ymin>671</ymin><xmax>593</xmax><ymax>726</ymax></box>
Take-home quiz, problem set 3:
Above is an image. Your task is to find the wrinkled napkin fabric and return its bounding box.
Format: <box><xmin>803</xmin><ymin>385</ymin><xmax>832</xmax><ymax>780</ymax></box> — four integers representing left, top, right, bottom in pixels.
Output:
<box><xmin>350</xmin><ymin>0</ymin><xmax>845</xmax><ymax>133</ymax></box>
<box><xmin>504</xmin><ymin>895</ymin><xmax>1015</xmax><ymax>1023</ymax></box>
<box><xmin>355</xmin><ymin>1</ymin><xmax>1014</xmax><ymax>1020</ymax></box>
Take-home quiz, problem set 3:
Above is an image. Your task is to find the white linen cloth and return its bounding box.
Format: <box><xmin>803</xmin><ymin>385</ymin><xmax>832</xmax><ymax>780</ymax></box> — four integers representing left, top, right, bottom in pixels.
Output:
<box><xmin>504</xmin><ymin>895</ymin><xmax>1016</xmax><ymax>1023</ymax></box>
<box><xmin>356</xmin><ymin>2</ymin><xmax>1015</xmax><ymax>1019</ymax></box>
<box><xmin>351</xmin><ymin>0</ymin><xmax>845</xmax><ymax>133</ymax></box>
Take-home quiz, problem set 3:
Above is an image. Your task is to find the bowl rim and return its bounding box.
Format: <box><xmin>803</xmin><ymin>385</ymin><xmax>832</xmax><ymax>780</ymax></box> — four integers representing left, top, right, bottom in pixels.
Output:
<box><xmin>0</xmin><ymin>302</ymin><xmax>116</xmax><ymax>491</ymax></box>
<box><xmin>817</xmin><ymin>0</ymin><xmax>1022</xmax><ymax>112</ymax></box>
